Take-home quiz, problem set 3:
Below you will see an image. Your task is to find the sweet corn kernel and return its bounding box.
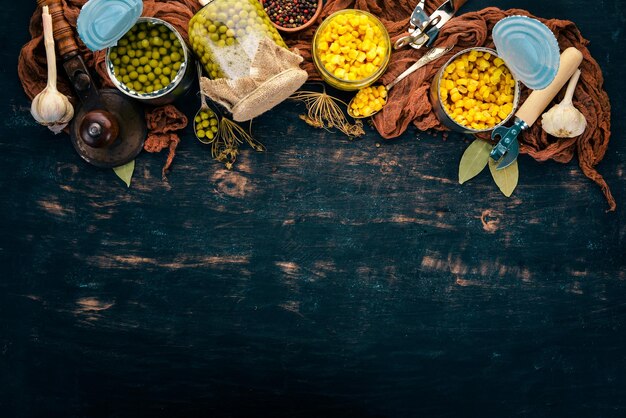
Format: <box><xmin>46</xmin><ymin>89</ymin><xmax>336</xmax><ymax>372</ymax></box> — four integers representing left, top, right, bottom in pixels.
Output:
<box><xmin>316</xmin><ymin>11</ymin><xmax>388</xmax><ymax>82</ymax></box>
<box><xmin>438</xmin><ymin>50</ymin><xmax>515</xmax><ymax>129</ymax></box>
<box><xmin>351</xmin><ymin>85</ymin><xmax>388</xmax><ymax>117</ymax></box>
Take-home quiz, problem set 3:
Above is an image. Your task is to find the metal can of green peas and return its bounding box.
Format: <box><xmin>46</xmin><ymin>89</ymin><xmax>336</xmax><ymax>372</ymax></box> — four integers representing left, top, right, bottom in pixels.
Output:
<box><xmin>188</xmin><ymin>0</ymin><xmax>287</xmax><ymax>80</ymax></box>
<box><xmin>105</xmin><ymin>17</ymin><xmax>196</xmax><ymax>106</ymax></box>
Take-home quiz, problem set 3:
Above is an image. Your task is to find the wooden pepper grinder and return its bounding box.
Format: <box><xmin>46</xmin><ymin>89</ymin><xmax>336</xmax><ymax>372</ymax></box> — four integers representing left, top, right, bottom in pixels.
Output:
<box><xmin>36</xmin><ymin>0</ymin><xmax>146</xmax><ymax>167</ymax></box>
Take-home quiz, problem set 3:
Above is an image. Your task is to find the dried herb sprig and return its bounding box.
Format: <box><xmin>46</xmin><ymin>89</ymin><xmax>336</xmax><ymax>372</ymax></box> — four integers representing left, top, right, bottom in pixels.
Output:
<box><xmin>290</xmin><ymin>87</ymin><xmax>365</xmax><ymax>139</ymax></box>
<box><xmin>201</xmin><ymin>115</ymin><xmax>265</xmax><ymax>170</ymax></box>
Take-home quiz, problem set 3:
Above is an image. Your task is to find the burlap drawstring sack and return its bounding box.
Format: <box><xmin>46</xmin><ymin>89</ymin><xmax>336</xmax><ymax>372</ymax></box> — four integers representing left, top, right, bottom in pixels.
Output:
<box><xmin>200</xmin><ymin>38</ymin><xmax>308</xmax><ymax>122</ymax></box>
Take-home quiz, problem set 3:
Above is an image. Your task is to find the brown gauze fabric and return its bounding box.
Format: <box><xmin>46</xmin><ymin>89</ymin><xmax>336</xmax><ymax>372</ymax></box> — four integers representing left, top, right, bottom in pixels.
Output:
<box><xmin>291</xmin><ymin>3</ymin><xmax>615</xmax><ymax>211</ymax></box>
<box><xmin>18</xmin><ymin>1</ymin><xmax>614</xmax><ymax>210</ymax></box>
<box><xmin>18</xmin><ymin>0</ymin><xmax>202</xmax><ymax>177</ymax></box>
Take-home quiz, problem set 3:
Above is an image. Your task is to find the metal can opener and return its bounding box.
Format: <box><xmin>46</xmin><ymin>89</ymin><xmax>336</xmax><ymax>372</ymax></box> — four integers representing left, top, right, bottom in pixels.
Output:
<box><xmin>490</xmin><ymin>47</ymin><xmax>583</xmax><ymax>170</ymax></box>
<box><xmin>394</xmin><ymin>0</ymin><xmax>468</xmax><ymax>50</ymax></box>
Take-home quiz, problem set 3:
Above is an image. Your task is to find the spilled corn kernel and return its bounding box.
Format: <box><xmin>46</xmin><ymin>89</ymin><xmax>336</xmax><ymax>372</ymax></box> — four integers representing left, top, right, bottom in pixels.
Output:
<box><xmin>350</xmin><ymin>84</ymin><xmax>388</xmax><ymax>117</ymax></box>
<box><xmin>439</xmin><ymin>49</ymin><xmax>516</xmax><ymax>130</ymax></box>
<box><xmin>315</xmin><ymin>11</ymin><xmax>389</xmax><ymax>82</ymax></box>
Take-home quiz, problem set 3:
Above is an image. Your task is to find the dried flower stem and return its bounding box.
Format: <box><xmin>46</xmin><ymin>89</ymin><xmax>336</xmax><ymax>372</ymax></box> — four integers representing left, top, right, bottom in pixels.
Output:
<box><xmin>204</xmin><ymin>116</ymin><xmax>264</xmax><ymax>170</ymax></box>
<box><xmin>290</xmin><ymin>87</ymin><xmax>364</xmax><ymax>139</ymax></box>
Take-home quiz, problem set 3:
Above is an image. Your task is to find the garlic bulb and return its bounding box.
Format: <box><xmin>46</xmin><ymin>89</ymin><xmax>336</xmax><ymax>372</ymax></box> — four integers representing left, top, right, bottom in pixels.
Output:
<box><xmin>541</xmin><ymin>69</ymin><xmax>587</xmax><ymax>138</ymax></box>
<box><xmin>30</xmin><ymin>6</ymin><xmax>74</xmax><ymax>134</ymax></box>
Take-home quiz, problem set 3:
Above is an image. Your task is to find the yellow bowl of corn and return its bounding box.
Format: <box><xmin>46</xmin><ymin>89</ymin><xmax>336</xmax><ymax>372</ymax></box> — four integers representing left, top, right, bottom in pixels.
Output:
<box><xmin>312</xmin><ymin>9</ymin><xmax>391</xmax><ymax>91</ymax></box>
<box><xmin>430</xmin><ymin>47</ymin><xmax>521</xmax><ymax>133</ymax></box>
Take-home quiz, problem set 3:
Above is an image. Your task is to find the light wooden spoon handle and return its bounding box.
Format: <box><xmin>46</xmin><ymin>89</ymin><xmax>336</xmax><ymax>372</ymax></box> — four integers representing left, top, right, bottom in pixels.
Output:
<box><xmin>515</xmin><ymin>47</ymin><xmax>583</xmax><ymax>127</ymax></box>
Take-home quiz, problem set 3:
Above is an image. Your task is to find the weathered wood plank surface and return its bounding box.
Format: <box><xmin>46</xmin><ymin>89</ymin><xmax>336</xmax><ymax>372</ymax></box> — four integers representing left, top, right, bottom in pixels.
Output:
<box><xmin>1</xmin><ymin>0</ymin><xmax>625</xmax><ymax>416</ymax></box>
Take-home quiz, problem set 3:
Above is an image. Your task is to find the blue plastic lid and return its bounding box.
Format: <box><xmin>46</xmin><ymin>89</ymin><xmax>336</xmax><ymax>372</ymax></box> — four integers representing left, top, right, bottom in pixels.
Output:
<box><xmin>77</xmin><ymin>0</ymin><xmax>143</xmax><ymax>51</ymax></box>
<box><xmin>492</xmin><ymin>16</ymin><xmax>560</xmax><ymax>90</ymax></box>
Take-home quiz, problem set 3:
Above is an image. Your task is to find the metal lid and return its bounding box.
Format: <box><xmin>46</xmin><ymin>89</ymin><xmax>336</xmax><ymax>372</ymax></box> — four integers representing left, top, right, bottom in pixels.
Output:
<box><xmin>492</xmin><ymin>15</ymin><xmax>560</xmax><ymax>90</ymax></box>
<box><xmin>77</xmin><ymin>0</ymin><xmax>143</xmax><ymax>51</ymax></box>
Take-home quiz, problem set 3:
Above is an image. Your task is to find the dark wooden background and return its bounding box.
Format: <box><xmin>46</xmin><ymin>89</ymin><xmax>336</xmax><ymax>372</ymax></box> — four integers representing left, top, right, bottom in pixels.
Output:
<box><xmin>1</xmin><ymin>0</ymin><xmax>625</xmax><ymax>416</ymax></box>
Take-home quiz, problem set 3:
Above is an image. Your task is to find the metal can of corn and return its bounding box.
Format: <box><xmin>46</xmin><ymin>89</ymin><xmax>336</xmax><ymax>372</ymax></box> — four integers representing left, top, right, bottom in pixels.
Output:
<box><xmin>430</xmin><ymin>47</ymin><xmax>520</xmax><ymax>133</ymax></box>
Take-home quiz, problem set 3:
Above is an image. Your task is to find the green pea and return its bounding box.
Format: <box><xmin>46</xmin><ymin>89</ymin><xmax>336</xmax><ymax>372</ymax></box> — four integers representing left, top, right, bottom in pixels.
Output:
<box><xmin>129</xmin><ymin>71</ymin><xmax>138</xmax><ymax>80</ymax></box>
<box><xmin>170</xmin><ymin>52</ymin><xmax>181</xmax><ymax>62</ymax></box>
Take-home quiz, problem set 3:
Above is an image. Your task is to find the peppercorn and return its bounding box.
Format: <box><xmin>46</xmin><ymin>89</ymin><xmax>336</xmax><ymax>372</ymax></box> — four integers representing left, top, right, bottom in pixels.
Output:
<box><xmin>261</xmin><ymin>0</ymin><xmax>318</xmax><ymax>28</ymax></box>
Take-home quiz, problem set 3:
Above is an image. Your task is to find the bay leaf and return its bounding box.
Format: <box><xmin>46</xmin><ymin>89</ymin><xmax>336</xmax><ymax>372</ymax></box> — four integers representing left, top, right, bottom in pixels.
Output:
<box><xmin>458</xmin><ymin>139</ymin><xmax>491</xmax><ymax>184</ymax></box>
<box><xmin>113</xmin><ymin>160</ymin><xmax>135</xmax><ymax>188</ymax></box>
<box><xmin>488</xmin><ymin>158</ymin><xmax>518</xmax><ymax>197</ymax></box>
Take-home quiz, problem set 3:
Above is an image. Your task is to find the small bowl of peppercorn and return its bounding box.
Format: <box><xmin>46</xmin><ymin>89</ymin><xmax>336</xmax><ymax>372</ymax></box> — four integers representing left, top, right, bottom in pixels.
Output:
<box><xmin>261</xmin><ymin>0</ymin><xmax>323</xmax><ymax>33</ymax></box>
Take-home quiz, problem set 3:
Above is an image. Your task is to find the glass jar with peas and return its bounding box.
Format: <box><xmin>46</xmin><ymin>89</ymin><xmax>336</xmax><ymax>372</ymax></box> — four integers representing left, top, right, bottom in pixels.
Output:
<box><xmin>188</xmin><ymin>0</ymin><xmax>287</xmax><ymax>80</ymax></box>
